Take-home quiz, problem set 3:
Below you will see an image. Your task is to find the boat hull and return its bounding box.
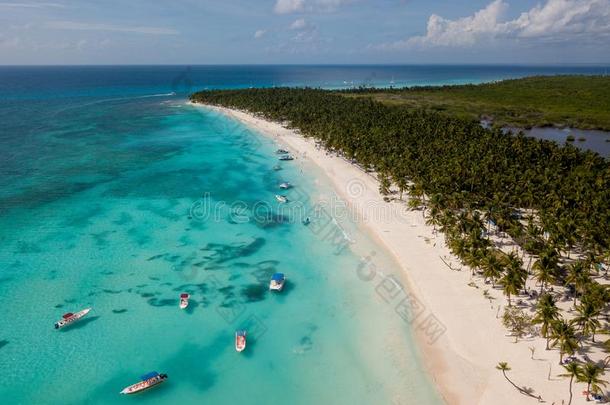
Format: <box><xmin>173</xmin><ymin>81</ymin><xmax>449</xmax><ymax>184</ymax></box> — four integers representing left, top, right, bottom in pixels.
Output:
<box><xmin>235</xmin><ymin>333</ymin><xmax>247</xmax><ymax>352</ymax></box>
<box><xmin>54</xmin><ymin>308</ymin><xmax>91</xmax><ymax>330</ymax></box>
<box><xmin>269</xmin><ymin>282</ymin><xmax>285</xmax><ymax>291</ymax></box>
<box><xmin>120</xmin><ymin>376</ymin><xmax>167</xmax><ymax>395</ymax></box>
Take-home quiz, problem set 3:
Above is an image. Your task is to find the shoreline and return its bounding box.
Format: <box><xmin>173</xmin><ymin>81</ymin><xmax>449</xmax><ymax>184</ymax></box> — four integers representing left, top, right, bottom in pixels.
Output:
<box><xmin>191</xmin><ymin>102</ymin><xmax>586</xmax><ymax>404</ymax></box>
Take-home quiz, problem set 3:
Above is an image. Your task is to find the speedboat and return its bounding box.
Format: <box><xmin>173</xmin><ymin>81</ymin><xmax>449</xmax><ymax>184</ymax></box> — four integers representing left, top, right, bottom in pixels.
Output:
<box><xmin>275</xmin><ymin>195</ymin><xmax>288</xmax><ymax>203</ymax></box>
<box><xmin>269</xmin><ymin>273</ymin><xmax>286</xmax><ymax>291</ymax></box>
<box><xmin>279</xmin><ymin>182</ymin><xmax>292</xmax><ymax>190</ymax></box>
<box><xmin>235</xmin><ymin>330</ymin><xmax>247</xmax><ymax>352</ymax></box>
<box><xmin>54</xmin><ymin>308</ymin><xmax>91</xmax><ymax>330</ymax></box>
<box><xmin>179</xmin><ymin>293</ymin><xmax>190</xmax><ymax>310</ymax></box>
<box><xmin>278</xmin><ymin>155</ymin><xmax>294</xmax><ymax>161</ymax></box>
<box><xmin>276</xmin><ymin>149</ymin><xmax>289</xmax><ymax>155</ymax></box>
<box><xmin>120</xmin><ymin>372</ymin><xmax>168</xmax><ymax>395</ymax></box>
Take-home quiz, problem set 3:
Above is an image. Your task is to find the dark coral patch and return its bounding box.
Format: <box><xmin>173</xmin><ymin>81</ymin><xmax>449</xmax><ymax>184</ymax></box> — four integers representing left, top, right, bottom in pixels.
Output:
<box><xmin>200</xmin><ymin>237</ymin><xmax>265</xmax><ymax>264</ymax></box>
<box><xmin>147</xmin><ymin>298</ymin><xmax>176</xmax><ymax>307</ymax></box>
<box><xmin>241</xmin><ymin>284</ymin><xmax>267</xmax><ymax>303</ymax></box>
<box><xmin>147</xmin><ymin>254</ymin><xmax>167</xmax><ymax>261</ymax></box>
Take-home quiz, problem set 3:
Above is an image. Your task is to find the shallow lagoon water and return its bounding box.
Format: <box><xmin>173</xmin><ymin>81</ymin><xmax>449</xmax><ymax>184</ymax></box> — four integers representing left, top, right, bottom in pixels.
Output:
<box><xmin>0</xmin><ymin>93</ymin><xmax>441</xmax><ymax>404</ymax></box>
<box><xmin>519</xmin><ymin>127</ymin><xmax>610</xmax><ymax>158</ymax></box>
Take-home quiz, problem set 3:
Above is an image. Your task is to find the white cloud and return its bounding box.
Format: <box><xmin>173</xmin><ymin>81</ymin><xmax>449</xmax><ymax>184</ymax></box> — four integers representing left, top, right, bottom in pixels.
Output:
<box><xmin>291</xmin><ymin>20</ymin><xmax>318</xmax><ymax>43</ymax></box>
<box><xmin>273</xmin><ymin>0</ymin><xmax>352</xmax><ymax>14</ymax></box>
<box><xmin>290</xmin><ymin>18</ymin><xmax>307</xmax><ymax>30</ymax></box>
<box><xmin>0</xmin><ymin>2</ymin><xmax>64</xmax><ymax>7</ymax></box>
<box><xmin>76</xmin><ymin>39</ymin><xmax>87</xmax><ymax>51</ymax></box>
<box><xmin>0</xmin><ymin>34</ymin><xmax>21</xmax><ymax>48</ymax></box>
<box><xmin>314</xmin><ymin>0</ymin><xmax>353</xmax><ymax>12</ymax></box>
<box><xmin>507</xmin><ymin>0</ymin><xmax>610</xmax><ymax>39</ymax></box>
<box><xmin>45</xmin><ymin>21</ymin><xmax>179</xmax><ymax>35</ymax></box>
<box><xmin>274</xmin><ymin>0</ymin><xmax>305</xmax><ymax>14</ymax></box>
<box><xmin>379</xmin><ymin>0</ymin><xmax>610</xmax><ymax>49</ymax></box>
<box><xmin>254</xmin><ymin>29</ymin><xmax>267</xmax><ymax>39</ymax></box>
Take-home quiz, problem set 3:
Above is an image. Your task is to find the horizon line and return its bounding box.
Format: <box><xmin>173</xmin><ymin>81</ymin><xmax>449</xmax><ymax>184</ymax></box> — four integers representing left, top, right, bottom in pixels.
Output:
<box><xmin>1</xmin><ymin>63</ymin><xmax>610</xmax><ymax>68</ymax></box>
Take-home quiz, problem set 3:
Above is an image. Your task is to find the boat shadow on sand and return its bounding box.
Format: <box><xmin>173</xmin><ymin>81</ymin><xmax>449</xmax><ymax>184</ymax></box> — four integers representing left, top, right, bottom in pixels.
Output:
<box><xmin>59</xmin><ymin>316</ymin><xmax>101</xmax><ymax>332</ymax></box>
<box><xmin>240</xmin><ymin>337</ymin><xmax>258</xmax><ymax>359</ymax></box>
<box><xmin>184</xmin><ymin>300</ymin><xmax>199</xmax><ymax>315</ymax></box>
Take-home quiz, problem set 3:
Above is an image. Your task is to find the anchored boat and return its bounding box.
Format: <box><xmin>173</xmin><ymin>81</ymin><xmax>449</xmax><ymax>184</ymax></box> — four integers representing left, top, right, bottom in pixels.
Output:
<box><xmin>269</xmin><ymin>273</ymin><xmax>286</xmax><ymax>291</ymax></box>
<box><xmin>120</xmin><ymin>371</ymin><xmax>168</xmax><ymax>395</ymax></box>
<box><xmin>275</xmin><ymin>195</ymin><xmax>288</xmax><ymax>203</ymax></box>
<box><xmin>235</xmin><ymin>330</ymin><xmax>247</xmax><ymax>352</ymax></box>
<box><xmin>279</xmin><ymin>182</ymin><xmax>292</xmax><ymax>190</ymax></box>
<box><xmin>54</xmin><ymin>308</ymin><xmax>91</xmax><ymax>330</ymax></box>
<box><xmin>179</xmin><ymin>293</ymin><xmax>190</xmax><ymax>310</ymax></box>
<box><xmin>276</xmin><ymin>149</ymin><xmax>289</xmax><ymax>155</ymax></box>
<box><xmin>278</xmin><ymin>155</ymin><xmax>294</xmax><ymax>161</ymax></box>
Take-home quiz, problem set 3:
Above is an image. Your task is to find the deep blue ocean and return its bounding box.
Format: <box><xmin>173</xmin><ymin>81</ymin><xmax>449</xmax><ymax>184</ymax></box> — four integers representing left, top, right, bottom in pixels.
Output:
<box><xmin>0</xmin><ymin>65</ymin><xmax>607</xmax><ymax>405</ymax></box>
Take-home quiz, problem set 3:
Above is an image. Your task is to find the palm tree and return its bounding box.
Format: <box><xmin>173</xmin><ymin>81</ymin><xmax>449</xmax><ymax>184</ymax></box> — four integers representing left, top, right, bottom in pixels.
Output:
<box><xmin>496</xmin><ymin>361</ymin><xmax>543</xmax><ymax>400</ymax></box>
<box><xmin>482</xmin><ymin>251</ymin><xmax>504</xmax><ymax>287</ymax></box>
<box><xmin>566</xmin><ymin>260</ymin><xmax>591</xmax><ymax>306</ymax></box>
<box><xmin>578</xmin><ymin>362</ymin><xmax>608</xmax><ymax>401</ymax></box>
<box><xmin>496</xmin><ymin>362</ymin><xmax>521</xmax><ymax>392</ymax></box>
<box><xmin>559</xmin><ymin>362</ymin><xmax>582</xmax><ymax>405</ymax></box>
<box><xmin>504</xmin><ymin>251</ymin><xmax>527</xmax><ymax>293</ymax></box>
<box><xmin>550</xmin><ymin>319</ymin><xmax>579</xmax><ymax>364</ymax></box>
<box><xmin>500</xmin><ymin>266</ymin><xmax>524</xmax><ymax>306</ymax></box>
<box><xmin>573</xmin><ymin>301</ymin><xmax>602</xmax><ymax>343</ymax></box>
<box><xmin>532</xmin><ymin>249</ymin><xmax>558</xmax><ymax>293</ymax></box>
<box><xmin>532</xmin><ymin>293</ymin><xmax>560</xmax><ymax>349</ymax></box>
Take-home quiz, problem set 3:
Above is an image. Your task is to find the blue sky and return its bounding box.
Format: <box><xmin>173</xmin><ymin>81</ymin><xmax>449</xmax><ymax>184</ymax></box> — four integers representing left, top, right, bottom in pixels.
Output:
<box><xmin>1</xmin><ymin>0</ymin><xmax>609</xmax><ymax>64</ymax></box>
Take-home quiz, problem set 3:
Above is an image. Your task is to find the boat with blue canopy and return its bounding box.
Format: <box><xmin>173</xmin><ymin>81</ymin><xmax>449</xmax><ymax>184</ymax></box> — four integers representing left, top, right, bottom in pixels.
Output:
<box><xmin>120</xmin><ymin>371</ymin><xmax>168</xmax><ymax>395</ymax></box>
<box><xmin>269</xmin><ymin>273</ymin><xmax>286</xmax><ymax>291</ymax></box>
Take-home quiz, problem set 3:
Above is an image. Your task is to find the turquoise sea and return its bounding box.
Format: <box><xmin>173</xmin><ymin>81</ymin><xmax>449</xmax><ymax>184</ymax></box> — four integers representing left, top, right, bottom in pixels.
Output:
<box><xmin>0</xmin><ymin>65</ymin><xmax>607</xmax><ymax>405</ymax></box>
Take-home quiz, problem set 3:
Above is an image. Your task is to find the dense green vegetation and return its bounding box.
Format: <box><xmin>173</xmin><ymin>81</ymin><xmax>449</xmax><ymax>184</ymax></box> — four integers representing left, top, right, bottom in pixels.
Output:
<box><xmin>191</xmin><ymin>87</ymin><xmax>610</xmax><ymax>370</ymax></box>
<box><xmin>342</xmin><ymin>76</ymin><xmax>610</xmax><ymax>130</ymax></box>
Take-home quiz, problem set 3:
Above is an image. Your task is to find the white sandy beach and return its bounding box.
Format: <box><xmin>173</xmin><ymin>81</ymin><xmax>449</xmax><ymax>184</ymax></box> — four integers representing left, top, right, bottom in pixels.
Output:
<box><xmin>194</xmin><ymin>103</ymin><xmax>601</xmax><ymax>405</ymax></box>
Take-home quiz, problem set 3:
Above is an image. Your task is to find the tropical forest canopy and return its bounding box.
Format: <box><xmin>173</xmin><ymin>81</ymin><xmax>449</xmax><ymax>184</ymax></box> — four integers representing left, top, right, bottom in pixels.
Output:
<box><xmin>342</xmin><ymin>75</ymin><xmax>610</xmax><ymax>130</ymax></box>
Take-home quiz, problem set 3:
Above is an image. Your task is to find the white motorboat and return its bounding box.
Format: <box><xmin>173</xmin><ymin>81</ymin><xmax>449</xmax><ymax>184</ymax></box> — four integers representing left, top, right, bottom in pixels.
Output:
<box><xmin>235</xmin><ymin>330</ymin><xmax>247</xmax><ymax>352</ymax></box>
<box><xmin>54</xmin><ymin>308</ymin><xmax>92</xmax><ymax>330</ymax></box>
<box><xmin>179</xmin><ymin>293</ymin><xmax>189</xmax><ymax>309</ymax></box>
